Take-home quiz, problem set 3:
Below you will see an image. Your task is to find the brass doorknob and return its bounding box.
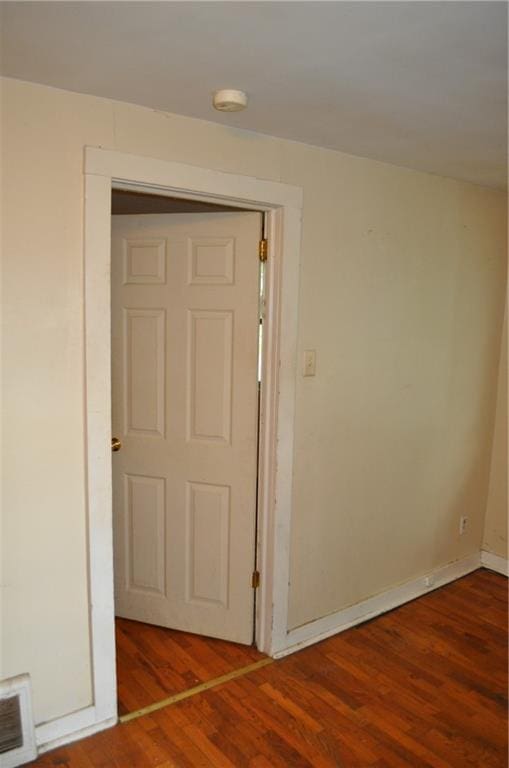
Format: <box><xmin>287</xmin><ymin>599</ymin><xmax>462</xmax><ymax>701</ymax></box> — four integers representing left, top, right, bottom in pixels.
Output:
<box><xmin>111</xmin><ymin>437</ymin><xmax>122</xmax><ymax>452</ymax></box>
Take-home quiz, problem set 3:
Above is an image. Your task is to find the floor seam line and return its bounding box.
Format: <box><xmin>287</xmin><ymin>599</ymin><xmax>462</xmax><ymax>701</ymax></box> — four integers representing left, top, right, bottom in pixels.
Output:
<box><xmin>119</xmin><ymin>656</ymin><xmax>274</xmax><ymax>724</ymax></box>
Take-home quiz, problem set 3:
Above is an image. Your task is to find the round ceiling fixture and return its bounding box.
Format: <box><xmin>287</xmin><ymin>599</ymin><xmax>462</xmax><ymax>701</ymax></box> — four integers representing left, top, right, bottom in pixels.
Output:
<box><xmin>213</xmin><ymin>89</ymin><xmax>248</xmax><ymax>112</ymax></box>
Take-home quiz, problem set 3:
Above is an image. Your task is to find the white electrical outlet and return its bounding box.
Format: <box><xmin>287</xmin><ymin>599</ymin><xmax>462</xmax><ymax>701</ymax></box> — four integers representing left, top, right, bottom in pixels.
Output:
<box><xmin>459</xmin><ymin>515</ymin><xmax>468</xmax><ymax>536</ymax></box>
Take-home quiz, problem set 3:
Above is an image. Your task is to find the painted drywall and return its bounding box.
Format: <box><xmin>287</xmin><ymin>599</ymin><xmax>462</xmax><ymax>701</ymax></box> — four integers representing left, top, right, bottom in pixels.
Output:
<box><xmin>1</xmin><ymin>77</ymin><xmax>506</xmax><ymax>724</ymax></box>
<box><xmin>284</xmin><ymin>142</ymin><xmax>507</xmax><ymax>628</ymax></box>
<box><xmin>483</xmin><ymin>305</ymin><xmax>508</xmax><ymax>559</ymax></box>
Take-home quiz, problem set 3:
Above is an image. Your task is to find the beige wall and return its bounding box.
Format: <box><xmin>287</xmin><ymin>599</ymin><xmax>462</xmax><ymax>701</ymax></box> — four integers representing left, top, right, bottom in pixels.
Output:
<box><xmin>1</xmin><ymin>77</ymin><xmax>507</xmax><ymax>724</ymax></box>
<box><xmin>284</xmin><ymin>142</ymin><xmax>508</xmax><ymax>628</ymax></box>
<box><xmin>483</xmin><ymin>306</ymin><xmax>508</xmax><ymax>559</ymax></box>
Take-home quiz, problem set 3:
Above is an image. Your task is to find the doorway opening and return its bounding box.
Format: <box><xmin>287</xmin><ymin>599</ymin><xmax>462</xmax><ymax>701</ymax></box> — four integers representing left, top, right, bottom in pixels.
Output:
<box><xmin>110</xmin><ymin>188</ymin><xmax>268</xmax><ymax>716</ymax></box>
<box><xmin>83</xmin><ymin>147</ymin><xmax>302</xmax><ymax>740</ymax></box>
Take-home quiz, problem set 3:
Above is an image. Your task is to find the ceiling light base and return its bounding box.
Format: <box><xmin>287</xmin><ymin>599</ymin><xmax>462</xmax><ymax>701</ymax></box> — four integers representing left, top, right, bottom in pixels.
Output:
<box><xmin>213</xmin><ymin>89</ymin><xmax>248</xmax><ymax>112</ymax></box>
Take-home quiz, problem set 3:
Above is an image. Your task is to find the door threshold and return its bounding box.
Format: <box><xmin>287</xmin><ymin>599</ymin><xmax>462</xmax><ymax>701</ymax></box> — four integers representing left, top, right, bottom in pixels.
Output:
<box><xmin>119</xmin><ymin>657</ymin><xmax>274</xmax><ymax>724</ymax></box>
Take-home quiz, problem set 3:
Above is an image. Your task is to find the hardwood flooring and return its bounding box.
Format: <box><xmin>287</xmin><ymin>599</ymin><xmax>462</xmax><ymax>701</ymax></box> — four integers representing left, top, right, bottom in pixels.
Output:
<box><xmin>116</xmin><ymin>618</ymin><xmax>265</xmax><ymax>715</ymax></box>
<box><xmin>32</xmin><ymin>569</ymin><xmax>508</xmax><ymax>767</ymax></box>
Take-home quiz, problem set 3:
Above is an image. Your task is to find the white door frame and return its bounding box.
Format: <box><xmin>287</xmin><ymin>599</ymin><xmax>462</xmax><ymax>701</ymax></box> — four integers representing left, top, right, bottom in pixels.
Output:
<box><xmin>83</xmin><ymin>147</ymin><xmax>303</xmax><ymax>726</ymax></box>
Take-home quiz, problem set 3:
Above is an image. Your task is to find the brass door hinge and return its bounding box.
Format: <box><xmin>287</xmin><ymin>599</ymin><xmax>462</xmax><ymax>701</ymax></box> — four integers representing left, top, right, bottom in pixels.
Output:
<box><xmin>251</xmin><ymin>570</ymin><xmax>260</xmax><ymax>589</ymax></box>
<box><xmin>259</xmin><ymin>239</ymin><xmax>268</xmax><ymax>263</ymax></box>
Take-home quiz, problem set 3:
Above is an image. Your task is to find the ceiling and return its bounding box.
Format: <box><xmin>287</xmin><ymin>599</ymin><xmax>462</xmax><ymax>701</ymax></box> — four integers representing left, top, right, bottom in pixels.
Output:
<box><xmin>1</xmin><ymin>2</ymin><xmax>507</xmax><ymax>189</ymax></box>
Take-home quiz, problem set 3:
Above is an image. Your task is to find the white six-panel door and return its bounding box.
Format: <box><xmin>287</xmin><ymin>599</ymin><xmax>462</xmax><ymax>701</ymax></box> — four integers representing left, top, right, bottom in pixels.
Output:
<box><xmin>111</xmin><ymin>212</ymin><xmax>261</xmax><ymax>644</ymax></box>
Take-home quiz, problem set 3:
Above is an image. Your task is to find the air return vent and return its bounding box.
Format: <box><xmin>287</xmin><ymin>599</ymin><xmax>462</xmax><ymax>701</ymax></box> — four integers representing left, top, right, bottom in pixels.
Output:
<box><xmin>0</xmin><ymin>696</ymin><xmax>23</xmax><ymax>753</ymax></box>
<box><xmin>0</xmin><ymin>675</ymin><xmax>36</xmax><ymax>768</ymax></box>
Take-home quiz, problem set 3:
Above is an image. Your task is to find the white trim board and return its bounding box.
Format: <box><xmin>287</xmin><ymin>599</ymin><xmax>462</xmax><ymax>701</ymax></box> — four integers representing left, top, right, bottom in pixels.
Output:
<box><xmin>275</xmin><ymin>553</ymin><xmax>482</xmax><ymax>659</ymax></box>
<box><xmin>82</xmin><ymin>147</ymin><xmax>303</xmax><ymax>740</ymax></box>
<box><xmin>481</xmin><ymin>550</ymin><xmax>509</xmax><ymax>576</ymax></box>
<box><xmin>34</xmin><ymin>549</ymin><xmax>490</xmax><ymax>753</ymax></box>
<box><xmin>36</xmin><ymin>707</ymin><xmax>116</xmax><ymax>755</ymax></box>
<box><xmin>87</xmin><ymin>149</ymin><xmax>303</xmax><ymax>210</ymax></box>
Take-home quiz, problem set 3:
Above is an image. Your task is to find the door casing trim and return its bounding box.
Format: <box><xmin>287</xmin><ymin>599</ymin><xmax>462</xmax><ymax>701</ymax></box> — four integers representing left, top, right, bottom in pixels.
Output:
<box><xmin>83</xmin><ymin>147</ymin><xmax>303</xmax><ymax>726</ymax></box>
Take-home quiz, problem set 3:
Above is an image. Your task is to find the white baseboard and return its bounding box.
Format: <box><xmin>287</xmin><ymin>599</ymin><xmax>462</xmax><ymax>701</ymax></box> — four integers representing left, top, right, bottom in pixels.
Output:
<box><xmin>32</xmin><ymin>552</ymin><xmax>492</xmax><ymax>755</ymax></box>
<box><xmin>481</xmin><ymin>550</ymin><xmax>509</xmax><ymax>576</ymax></box>
<box><xmin>275</xmin><ymin>552</ymin><xmax>481</xmax><ymax>659</ymax></box>
<box><xmin>35</xmin><ymin>706</ymin><xmax>117</xmax><ymax>755</ymax></box>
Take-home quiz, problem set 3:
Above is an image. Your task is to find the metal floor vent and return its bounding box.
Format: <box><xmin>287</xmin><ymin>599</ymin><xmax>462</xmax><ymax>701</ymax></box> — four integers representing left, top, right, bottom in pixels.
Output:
<box><xmin>0</xmin><ymin>676</ymin><xmax>36</xmax><ymax>768</ymax></box>
<box><xmin>0</xmin><ymin>697</ymin><xmax>23</xmax><ymax>754</ymax></box>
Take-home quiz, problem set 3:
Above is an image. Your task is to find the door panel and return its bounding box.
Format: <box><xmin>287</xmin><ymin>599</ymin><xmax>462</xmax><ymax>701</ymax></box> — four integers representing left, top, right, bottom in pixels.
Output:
<box><xmin>125</xmin><ymin>473</ymin><xmax>166</xmax><ymax>596</ymax></box>
<box><xmin>186</xmin><ymin>481</ymin><xmax>230</xmax><ymax>607</ymax></box>
<box><xmin>111</xmin><ymin>212</ymin><xmax>261</xmax><ymax>644</ymax></box>
<box><xmin>124</xmin><ymin>308</ymin><xmax>166</xmax><ymax>437</ymax></box>
<box><xmin>188</xmin><ymin>309</ymin><xmax>233</xmax><ymax>443</ymax></box>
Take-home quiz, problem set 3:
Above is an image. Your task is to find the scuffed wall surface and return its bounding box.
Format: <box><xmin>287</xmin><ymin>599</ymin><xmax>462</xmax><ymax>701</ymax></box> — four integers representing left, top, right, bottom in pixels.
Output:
<box><xmin>1</xmin><ymin>77</ymin><xmax>507</xmax><ymax>722</ymax></box>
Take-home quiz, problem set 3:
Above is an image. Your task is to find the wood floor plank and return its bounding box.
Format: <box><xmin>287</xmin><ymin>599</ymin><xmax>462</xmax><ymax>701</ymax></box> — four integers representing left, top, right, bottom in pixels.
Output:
<box><xmin>31</xmin><ymin>569</ymin><xmax>508</xmax><ymax>767</ymax></box>
<box><xmin>115</xmin><ymin>618</ymin><xmax>265</xmax><ymax>715</ymax></box>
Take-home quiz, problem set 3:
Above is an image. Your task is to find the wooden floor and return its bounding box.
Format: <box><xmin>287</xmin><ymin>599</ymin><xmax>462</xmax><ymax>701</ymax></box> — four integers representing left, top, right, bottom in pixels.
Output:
<box><xmin>33</xmin><ymin>569</ymin><xmax>508</xmax><ymax>767</ymax></box>
<box><xmin>116</xmin><ymin>618</ymin><xmax>265</xmax><ymax>715</ymax></box>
